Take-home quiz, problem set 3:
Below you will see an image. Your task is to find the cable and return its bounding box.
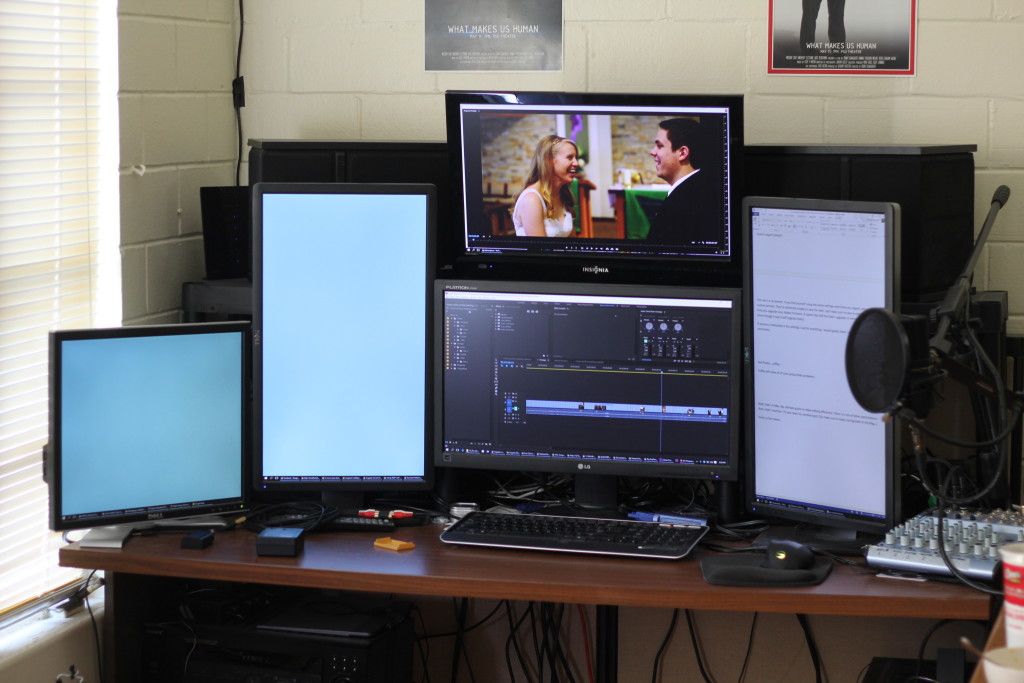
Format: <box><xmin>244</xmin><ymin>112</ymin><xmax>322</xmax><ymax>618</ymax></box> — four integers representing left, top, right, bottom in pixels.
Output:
<box><xmin>914</xmin><ymin>619</ymin><xmax>960</xmax><ymax>682</ymax></box>
<box><xmin>82</xmin><ymin>570</ymin><xmax>104</xmax><ymax>683</ymax></box>
<box><xmin>650</xmin><ymin>608</ymin><xmax>678</xmax><ymax>683</ymax></box>
<box><xmin>736</xmin><ymin>613</ymin><xmax>759</xmax><ymax>682</ymax></box>
<box><xmin>449</xmin><ymin>598</ymin><xmax>477</xmax><ymax>683</ymax></box>
<box><xmin>233</xmin><ymin>0</ymin><xmax>245</xmax><ymax>186</ymax></box>
<box><xmin>241</xmin><ymin>501</ymin><xmax>332</xmax><ymax>532</ymax></box>
<box><xmin>576</xmin><ymin>605</ymin><xmax>595</xmax><ymax>683</ymax></box>
<box><xmin>410</xmin><ymin>604</ymin><xmax>433</xmax><ymax>683</ymax></box>
<box><xmin>505</xmin><ymin>602</ymin><xmax>535</xmax><ymax>683</ymax></box>
<box><xmin>795</xmin><ymin>614</ymin><xmax>823</xmax><ymax>683</ymax></box>
<box><xmin>684</xmin><ymin>610</ymin><xmax>715</xmax><ymax>683</ymax></box>
<box><xmin>548</xmin><ymin>603</ymin><xmax>577</xmax><ymax>683</ymax></box>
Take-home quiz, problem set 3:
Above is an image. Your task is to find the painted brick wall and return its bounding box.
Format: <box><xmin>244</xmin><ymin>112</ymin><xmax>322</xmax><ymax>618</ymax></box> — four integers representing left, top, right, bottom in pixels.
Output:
<box><xmin>232</xmin><ymin>0</ymin><xmax>1023</xmax><ymax>330</ymax></box>
<box><xmin>118</xmin><ymin>0</ymin><xmax>238</xmax><ymax>324</ymax></box>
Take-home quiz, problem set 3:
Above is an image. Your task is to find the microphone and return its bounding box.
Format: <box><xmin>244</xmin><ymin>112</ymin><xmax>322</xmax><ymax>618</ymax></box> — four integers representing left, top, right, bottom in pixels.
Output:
<box><xmin>994</xmin><ymin>184</ymin><xmax>1011</xmax><ymax>208</ymax></box>
<box><xmin>845</xmin><ymin>185</ymin><xmax>1012</xmax><ymax>417</ymax></box>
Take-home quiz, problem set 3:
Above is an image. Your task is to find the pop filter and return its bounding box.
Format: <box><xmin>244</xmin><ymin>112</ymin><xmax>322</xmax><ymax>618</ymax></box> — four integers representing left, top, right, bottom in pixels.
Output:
<box><xmin>845</xmin><ymin>308</ymin><xmax>910</xmax><ymax>414</ymax></box>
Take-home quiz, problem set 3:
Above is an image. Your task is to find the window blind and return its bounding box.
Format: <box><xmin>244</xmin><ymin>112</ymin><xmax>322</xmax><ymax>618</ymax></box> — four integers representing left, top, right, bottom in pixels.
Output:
<box><xmin>0</xmin><ymin>0</ymin><xmax>118</xmax><ymax>614</ymax></box>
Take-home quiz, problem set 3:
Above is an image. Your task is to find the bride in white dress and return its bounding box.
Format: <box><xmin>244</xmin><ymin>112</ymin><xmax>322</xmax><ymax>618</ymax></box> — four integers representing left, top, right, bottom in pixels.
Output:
<box><xmin>511</xmin><ymin>135</ymin><xmax>579</xmax><ymax>237</ymax></box>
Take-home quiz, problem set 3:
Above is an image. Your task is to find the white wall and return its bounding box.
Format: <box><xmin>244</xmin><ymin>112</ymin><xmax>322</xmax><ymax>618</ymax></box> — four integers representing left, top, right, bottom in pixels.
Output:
<box><xmin>115</xmin><ymin>1</ymin><xmax>1024</xmax><ymax>330</ymax></box>
<box><xmin>235</xmin><ymin>0</ymin><xmax>1023</xmax><ymax>330</ymax></box>
<box><xmin>110</xmin><ymin>1</ymin><xmax>1021</xmax><ymax>680</ymax></box>
<box><xmin>118</xmin><ymin>0</ymin><xmax>238</xmax><ymax>324</ymax></box>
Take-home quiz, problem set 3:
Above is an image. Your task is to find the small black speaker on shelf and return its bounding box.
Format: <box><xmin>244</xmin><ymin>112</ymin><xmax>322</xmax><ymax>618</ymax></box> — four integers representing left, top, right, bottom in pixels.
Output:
<box><xmin>200</xmin><ymin>185</ymin><xmax>251</xmax><ymax>280</ymax></box>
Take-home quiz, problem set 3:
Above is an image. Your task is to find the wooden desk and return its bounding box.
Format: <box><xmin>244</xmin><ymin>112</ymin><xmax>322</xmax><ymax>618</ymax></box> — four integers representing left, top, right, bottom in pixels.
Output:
<box><xmin>61</xmin><ymin>523</ymin><xmax>992</xmax><ymax>682</ymax></box>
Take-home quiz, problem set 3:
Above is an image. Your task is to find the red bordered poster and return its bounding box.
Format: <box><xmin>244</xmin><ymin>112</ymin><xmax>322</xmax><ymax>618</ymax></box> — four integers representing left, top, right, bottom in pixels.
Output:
<box><xmin>768</xmin><ymin>0</ymin><xmax>917</xmax><ymax>76</ymax></box>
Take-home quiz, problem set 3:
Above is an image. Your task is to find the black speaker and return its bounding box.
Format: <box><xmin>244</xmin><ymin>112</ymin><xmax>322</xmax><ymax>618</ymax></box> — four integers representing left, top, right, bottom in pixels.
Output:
<box><xmin>200</xmin><ymin>185</ymin><xmax>250</xmax><ymax>280</ymax></box>
<box><xmin>744</xmin><ymin>144</ymin><xmax>976</xmax><ymax>304</ymax></box>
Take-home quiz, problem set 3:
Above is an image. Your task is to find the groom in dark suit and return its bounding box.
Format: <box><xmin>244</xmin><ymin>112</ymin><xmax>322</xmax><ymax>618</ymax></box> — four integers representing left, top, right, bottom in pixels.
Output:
<box><xmin>646</xmin><ymin>118</ymin><xmax>720</xmax><ymax>247</ymax></box>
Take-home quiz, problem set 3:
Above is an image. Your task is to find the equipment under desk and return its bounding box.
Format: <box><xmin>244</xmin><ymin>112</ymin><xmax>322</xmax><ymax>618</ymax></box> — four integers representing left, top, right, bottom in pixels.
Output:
<box><xmin>60</xmin><ymin>522</ymin><xmax>994</xmax><ymax>683</ymax></box>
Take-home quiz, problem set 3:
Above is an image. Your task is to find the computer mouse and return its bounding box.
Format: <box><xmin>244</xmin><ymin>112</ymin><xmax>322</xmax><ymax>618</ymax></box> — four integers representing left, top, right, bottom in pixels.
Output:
<box><xmin>764</xmin><ymin>539</ymin><xmax>815</xmax><ymax>570</ymax></box>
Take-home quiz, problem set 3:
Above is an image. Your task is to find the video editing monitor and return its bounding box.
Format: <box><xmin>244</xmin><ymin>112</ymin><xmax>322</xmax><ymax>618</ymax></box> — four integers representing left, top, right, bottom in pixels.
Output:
<box><xmin>47</xmin><ymin>321</ymin><xmax>250</xmax><ymax>547</ymax></box>
<box><xmin>743</xmin><ymin>197</ymin><xmax>901</xmax><ymax>544</ymax></box>
<box><xmin>443</xmin><ymin>90</ymin><xmax>744</xmax><ymax>287</ymax></box>
<box><xmin>253</xmin><ymin>183</ymin><xmax>434</xmax><ymax>502</ymax></box>
<box><xmin>435</xmin><ymin>279</ymin><xmax>742</xmax><ymax>509</ymax></box>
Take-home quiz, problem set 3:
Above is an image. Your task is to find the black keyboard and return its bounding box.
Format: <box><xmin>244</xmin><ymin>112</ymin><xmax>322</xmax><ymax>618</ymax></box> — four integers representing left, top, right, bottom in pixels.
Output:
<box><xmin>440</xmin><ymin>511</ymin><xmax>709</xmax><ymax>560</ymax></box>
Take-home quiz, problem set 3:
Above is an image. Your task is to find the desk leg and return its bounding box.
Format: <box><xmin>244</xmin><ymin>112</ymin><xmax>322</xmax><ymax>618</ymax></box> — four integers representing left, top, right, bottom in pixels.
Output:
<box><xmin>596</xmin><ymin>604</ymin><xmax>618</xmax><ymax>683</ymax></box>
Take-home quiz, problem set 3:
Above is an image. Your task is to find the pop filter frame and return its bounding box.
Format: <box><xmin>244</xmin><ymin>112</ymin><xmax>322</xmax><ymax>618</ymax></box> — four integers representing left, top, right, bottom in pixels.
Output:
<box><xmin>845</xmin><ymin>307</ymin><xmax>910</xmax><ymax>415</ymax></box>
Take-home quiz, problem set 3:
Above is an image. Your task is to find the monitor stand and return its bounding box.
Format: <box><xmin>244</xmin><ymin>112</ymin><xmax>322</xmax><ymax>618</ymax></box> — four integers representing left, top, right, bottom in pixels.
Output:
<box><xmin>79</xmin><ymin>526</ymin><xmax>135</xmax><ymax>549</ymax></box>
<box><xmin>541</xmin><ymin>473</ymin><xmax>623</xmax><ymax>518</ymax></box>
<box><xmin>151</xmin><ymin>515</ymin><xmax>234</xmax><ymax>529</ymax></box>
<box><xmin>79</xmin><ymin>514</ymin><xmax>236</xmax><ymax>549</ymax></box>
<box><xmin>321</xmin><ymin>490</ymin><xmax>366</xmax><ymax>511</ymax></box>
<box><xmin>755</xmin><ymin>525</ymin><xmax>881</xmax><ymax>556</ymax></box>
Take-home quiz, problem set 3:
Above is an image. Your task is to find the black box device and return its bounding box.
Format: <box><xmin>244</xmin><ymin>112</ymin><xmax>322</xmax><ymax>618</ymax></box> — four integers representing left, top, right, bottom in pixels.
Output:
<box><xmin>256</xmin><ymin>527</ymin><xmax>305</xmax><ymax>557</ymax></box>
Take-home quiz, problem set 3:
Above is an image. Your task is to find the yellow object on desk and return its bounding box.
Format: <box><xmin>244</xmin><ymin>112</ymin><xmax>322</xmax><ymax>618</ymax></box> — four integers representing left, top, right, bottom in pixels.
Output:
<box><xmin>374</xmin><ymin>537</ymin><xmax>415</xmax><ymax>552</ymax></box>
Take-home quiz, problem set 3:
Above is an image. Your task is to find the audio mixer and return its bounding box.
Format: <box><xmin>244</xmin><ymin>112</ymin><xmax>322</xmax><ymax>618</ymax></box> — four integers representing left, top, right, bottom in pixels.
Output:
<box><xmin>865</xmin><ymin>508</ymin><xmax>1024</xmax><ymax>581</ymax></box>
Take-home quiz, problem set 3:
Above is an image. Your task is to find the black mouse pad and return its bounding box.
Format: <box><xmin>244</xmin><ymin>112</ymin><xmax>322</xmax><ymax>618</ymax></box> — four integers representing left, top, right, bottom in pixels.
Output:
<box><xmin>699</xmin><ymin>554</ymin><xmax>833</xmax><ymax>587</ymax></box>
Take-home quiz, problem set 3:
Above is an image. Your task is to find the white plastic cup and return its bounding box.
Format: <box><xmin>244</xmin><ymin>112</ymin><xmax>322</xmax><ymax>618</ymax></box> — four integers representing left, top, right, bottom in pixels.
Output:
<box><xmin>1000</xmin><ymin>543</ymin><xmax>1024</xmax><ymax>648</ymax></box>
<box><xmin>984</xmin><ymin>647</ymin><xmax>1024</xmax><ymax>683</ymax></box>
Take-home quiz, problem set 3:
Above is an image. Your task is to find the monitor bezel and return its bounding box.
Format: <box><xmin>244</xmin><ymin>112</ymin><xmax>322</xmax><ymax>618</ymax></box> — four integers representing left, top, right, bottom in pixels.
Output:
<box><xmin>742</xmin><ymin>196</ymin><xmax>902</xmax><ymax>536</ymax></box>
<box><xmin>251</xmin><ymin>182</ymin><xmax>435</xmax><ymax>495</ymax></box>
<box><xmin>442</xmin><ymin>90</ymin><xmax>745</xmax><ymax>287</ymax></box>
<box><xmin>433</xmin><ymin>278</ymin><xmax>744</xmax><ymax>483</ymax></box>
<box><xmin>47</xmin><ymin>320</ymin><xmax>251</xmax><ymax>532</ymax></box>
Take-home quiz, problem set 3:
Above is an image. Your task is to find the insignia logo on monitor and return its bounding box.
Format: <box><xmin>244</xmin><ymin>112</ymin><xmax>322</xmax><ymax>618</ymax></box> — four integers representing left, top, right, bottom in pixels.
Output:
<box><xmin>581</xmin><ymin>266</ymin><xmax>609</xmax><ymax>274</ymax></box>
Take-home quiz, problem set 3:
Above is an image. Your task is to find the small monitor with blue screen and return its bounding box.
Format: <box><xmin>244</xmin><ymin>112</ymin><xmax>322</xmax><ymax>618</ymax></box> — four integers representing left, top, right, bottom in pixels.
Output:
<box><xmin>47</xmin><ymin>321</ymin><xmax>250</xmax><ymax>546</ymax></box>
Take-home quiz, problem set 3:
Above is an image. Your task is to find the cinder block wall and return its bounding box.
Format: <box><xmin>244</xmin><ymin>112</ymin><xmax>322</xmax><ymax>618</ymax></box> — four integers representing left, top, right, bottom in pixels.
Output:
<box><xmin>118</xmin><ymin>1</ymin><xmax>238</xmax><ymax>324</ymax></box>
<box><xmin>117</xmin><ymin>1</ymin><xmax>1024</xmax><ymax>330</ymax></box>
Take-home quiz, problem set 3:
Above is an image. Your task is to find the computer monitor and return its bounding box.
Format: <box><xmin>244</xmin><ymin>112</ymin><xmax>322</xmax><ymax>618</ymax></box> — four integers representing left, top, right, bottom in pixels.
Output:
<box><xmin>443</xmin><ymin>90</ymin><xmax>744</xmax><ymax>287</ymax></box>
<box><xmin>434</xmin><ymin>279</ymin><xmax>742</xmax><ymax>511</ymax></box>
<box><xmin>46</xmin><ymin>321</ymin><xmax>250</xmax><ymax>547</ymax></box>
<box><xmin>743</xmin><ymin>197</ymin><xmax>901</xmax><ymax>546</ymax></box>
<box><xmin>252</xmin><ymin>183</ymin><xmax>434</xmax><ymax>504</ymax></box>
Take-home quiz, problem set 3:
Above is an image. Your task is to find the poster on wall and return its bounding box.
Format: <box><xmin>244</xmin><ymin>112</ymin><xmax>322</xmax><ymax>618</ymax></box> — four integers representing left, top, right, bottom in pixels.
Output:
<box><xmin>768</xmin><ymin>0</ymin><xmax>917</xmax><ymax>75</ymax></box>
<box><xmin>424</xmin><ymin>0</ymin><xmax>563</xmax><ymax>72</ymax></box>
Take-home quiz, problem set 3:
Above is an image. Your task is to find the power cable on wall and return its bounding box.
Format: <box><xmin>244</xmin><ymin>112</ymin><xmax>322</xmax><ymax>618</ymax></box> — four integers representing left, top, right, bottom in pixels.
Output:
<box><xmin>233</xmin><ymin>0</ymin><xmax>246</xmax><ymax>186</ymax></box>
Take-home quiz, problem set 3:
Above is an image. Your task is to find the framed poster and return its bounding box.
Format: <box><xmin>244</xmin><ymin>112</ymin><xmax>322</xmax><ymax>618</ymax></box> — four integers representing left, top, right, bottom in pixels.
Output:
<box><xmin>425</xmin><ymin>0</ymin><xmax>563</xmax><ymax>72</ymax></box>
<box><xmin>768</xmin><ymin>0</ymin><xmax>917</xmax><ymax>75</ymax></box>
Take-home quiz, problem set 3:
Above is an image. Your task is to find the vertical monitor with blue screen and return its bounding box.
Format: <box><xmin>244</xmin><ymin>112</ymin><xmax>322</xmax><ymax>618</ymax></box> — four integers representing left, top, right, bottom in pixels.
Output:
<box><xmin>47</xmin><ymin>321</ymin><xmax>250</xmax><ymax>546</ymax></box>
<box><xmin>252</xmin><ymin>183</ymin><xmax>434</xmax><ymax>499</ymax></box>
<box><xmin>743</xmin><ymin>196</ymin><xmax>901</xmax><ymax>545</ymax></box>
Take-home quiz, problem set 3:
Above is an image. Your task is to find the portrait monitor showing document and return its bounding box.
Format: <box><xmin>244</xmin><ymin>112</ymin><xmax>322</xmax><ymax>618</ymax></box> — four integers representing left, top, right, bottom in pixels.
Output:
<box><xmin>743</xmin><ymin>196</ymin><xmax>901</xmax><ymax>547</ymax></box>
